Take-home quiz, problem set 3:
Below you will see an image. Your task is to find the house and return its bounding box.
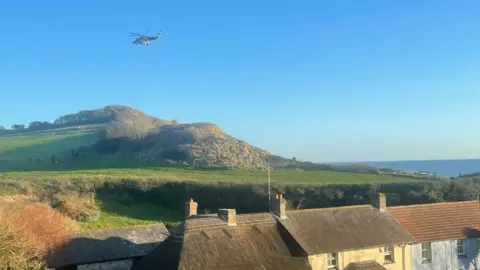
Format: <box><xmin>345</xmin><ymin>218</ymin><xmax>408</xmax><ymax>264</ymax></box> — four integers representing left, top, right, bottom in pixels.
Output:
<box><xmin>388</xmin><ymin>200</ymin><xmax>480</xmax><ymax>270</ymax></box>
<box><xmin>134</xmin><ymin>194</ymin><xmax>414</xmax><ymax>270</ymax></box>
<box><xmin>47</xmin><ymin>223</ymin><xmax>170</xmax><ymax>270</ymax></box>
<box><xmin>274</xmin><ymin>193</ymin><xmax>414</xmax><ymax>270</ymax></box>
<box><xmin>132</xmin><ymin>199</ymin><xmax>312</xmax><ymax>270</ymax></box>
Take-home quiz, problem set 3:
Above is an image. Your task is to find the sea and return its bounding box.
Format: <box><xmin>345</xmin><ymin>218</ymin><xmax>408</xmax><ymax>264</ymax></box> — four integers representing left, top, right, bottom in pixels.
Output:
<box><xmin>356</xmin><ymin>159</ymin><xmax>480</xmax><ymax>178</ymax></box>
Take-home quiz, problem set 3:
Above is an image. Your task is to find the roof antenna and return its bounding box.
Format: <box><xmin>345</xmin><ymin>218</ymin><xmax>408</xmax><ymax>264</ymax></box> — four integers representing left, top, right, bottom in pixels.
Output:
<box><xmin>268</xmin><ymin>163</ymin><xmax>271</xmax><ymax>212</ymax></box>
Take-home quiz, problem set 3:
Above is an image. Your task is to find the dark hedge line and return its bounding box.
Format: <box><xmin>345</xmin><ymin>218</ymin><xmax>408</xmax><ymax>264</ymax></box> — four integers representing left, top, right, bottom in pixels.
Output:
<box><xmin>2</xmin><ymin>176</ymin><xmax>479</xmax><ymax>214</ymax></box>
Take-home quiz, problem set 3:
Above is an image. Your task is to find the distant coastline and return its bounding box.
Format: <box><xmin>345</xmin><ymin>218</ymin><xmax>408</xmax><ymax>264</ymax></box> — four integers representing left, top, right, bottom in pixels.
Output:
<box><xmin>338</xmin><ymin>159</ymin><xmax>480</xmax><ymax>177</ymax></box>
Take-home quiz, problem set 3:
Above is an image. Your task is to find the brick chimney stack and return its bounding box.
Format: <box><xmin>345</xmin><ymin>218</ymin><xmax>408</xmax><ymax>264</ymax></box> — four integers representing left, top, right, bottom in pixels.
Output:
<box><xmin>371</xmin><ymin>193</ymin><xmax>387</xmax><ymax>212</ymax></box>
<box><xmin>185</xmin><ymin>198</ymin><xmax>198</xmax><ymax>218</ymax></box>
<box><xmin>272</xmin><ymin>193</ymin><xmax>287</xmax><ymax>219</ymax></box>
<box><xmin>218</xmin><ymin>209</ymin><xmax>237</xmax><ymax>226</ymax></box>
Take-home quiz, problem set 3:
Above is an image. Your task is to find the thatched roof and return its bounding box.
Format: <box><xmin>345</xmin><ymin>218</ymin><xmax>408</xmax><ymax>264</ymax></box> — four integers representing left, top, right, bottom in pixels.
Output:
<box><xmin>131</xmin><ymin>235</ymin><xmax>183</xmax><ymax>270</ymax></box>
<box><xmin>47</xmin><ymin>223</ymin><xmax>169</xmax><ymax>268</ymax></box>
<box><xmin>279</xmin><ymin>205</ymin><xmax>414</xmax><ymax>254</ymax></box>
<box><xmin>133</xmin><ymin>213</ymin><xmax>311</xmax><ymax>270</ymax></box>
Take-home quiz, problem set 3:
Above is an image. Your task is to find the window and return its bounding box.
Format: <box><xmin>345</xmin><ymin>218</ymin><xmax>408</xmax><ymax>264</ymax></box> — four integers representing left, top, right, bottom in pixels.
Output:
<box><xmin>457</xmin><ymin>239</ymin><xmax>466</xmax><ymax>256</ymax></box>
<box><xmin>421</xmin><ymin>242</ymin><xmax>432</xmax><ymax>262</ymax></box>
<box><xmin>327</xmin><ymin>252</ymin><xmax>337</xmax><ymax>269</ymax></box>
<box><xmin>384</xmin><ymin>245</ymin><xmax>395</xmax><ymax>263</ymax></box>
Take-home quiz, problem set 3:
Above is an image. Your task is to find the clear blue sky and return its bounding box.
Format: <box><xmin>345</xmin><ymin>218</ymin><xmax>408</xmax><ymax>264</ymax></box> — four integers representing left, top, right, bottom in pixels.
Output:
<box><xmin>1</xmin><ymin>1</ymin><xmax>480</xmax><ymax>162</ymax></box>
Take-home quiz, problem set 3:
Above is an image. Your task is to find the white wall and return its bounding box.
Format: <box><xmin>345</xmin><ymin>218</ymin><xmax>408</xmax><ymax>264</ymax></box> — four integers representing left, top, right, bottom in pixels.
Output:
<box><xmin>410</xmin><ymin>241</ymin><xmax>457</xmax><ymax>270</ymax></box>
<box><xmin>458</xmin><ymin>238</ymin><xmax>480</xmax><ymax>270</ymax></box>
<box><xmin>411</xmin><ymin>238</ymin><xmax>480</xmax><ymax>270</ymax></box>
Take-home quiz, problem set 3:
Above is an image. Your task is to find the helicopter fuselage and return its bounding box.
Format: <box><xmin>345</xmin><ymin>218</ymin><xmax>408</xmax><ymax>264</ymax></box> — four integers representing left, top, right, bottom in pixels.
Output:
<box><xmin>132</xmin><ymin>36</ymin><xmax>159</xmax><ymax>46</ymax></box>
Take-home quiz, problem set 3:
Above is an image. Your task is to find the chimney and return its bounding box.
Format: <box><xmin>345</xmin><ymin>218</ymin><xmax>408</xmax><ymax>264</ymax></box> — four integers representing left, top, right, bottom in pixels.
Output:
<box><xmin>218</xmin><ymin>209</ymin><xmax>237</xmax><ymax>226</ymax></box>
<box><xmin>371</xmin><ymin>193</ymin><xmax>387</xmax><ymax>212</ymax></box>
<box><xmin>272</xmin><ymin>193</ymin><xmax>287</xmax><ymax>219</ymax></box>
<box><xmin>185</xmin><ymin>198</ymin><xmax>198</xmax><ymax>218</ymax></box>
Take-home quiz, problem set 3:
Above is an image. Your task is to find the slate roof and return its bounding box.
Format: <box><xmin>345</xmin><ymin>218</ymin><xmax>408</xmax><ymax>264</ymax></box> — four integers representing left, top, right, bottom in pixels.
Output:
<box><xmin>388</xmin><ymin>200</ymin><xmax>480</xmax><ymax>242</ymax></box>
<box><xmin>46</xmin><ymin>223</ymin><xmax>169</xmax><ymax>268</ymax></box>
<box><xmin>345</xmin><ymin>260</ymin><xmax>387</xmax><ymax>270</ymax></box>
<box><xmin>132</xmin><ymin>213</ymin><xmax>312</xmax><ymax>270</ymax></box>
<box><xmin>278</xmin><ymin>205</ymin><xmax>414</xmax><ymax>254</ymax></box>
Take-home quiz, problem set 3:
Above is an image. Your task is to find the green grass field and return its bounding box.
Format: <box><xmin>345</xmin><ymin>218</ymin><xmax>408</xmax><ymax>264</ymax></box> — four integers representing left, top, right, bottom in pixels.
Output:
<box><xmin>3</xmin><ymin>166</ymin><xmax>424</xmax><ymax>185</ymax></box>
<box><xmin>80</xmin><ymin>199</ymin><xmax>182</xmax><ymax>230</ymax></box>
<box><xmin>0</xmin><ymin>125</ymin><xmax>101</xmax><ymax>170</ymax></box>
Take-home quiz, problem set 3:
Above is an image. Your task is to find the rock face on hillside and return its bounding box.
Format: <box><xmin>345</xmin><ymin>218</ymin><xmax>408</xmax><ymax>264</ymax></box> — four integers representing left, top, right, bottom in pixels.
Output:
<box><xmin>69</xmin><ymin>106</ymin><xmax>272</xmax><ymax>168</ymax></box>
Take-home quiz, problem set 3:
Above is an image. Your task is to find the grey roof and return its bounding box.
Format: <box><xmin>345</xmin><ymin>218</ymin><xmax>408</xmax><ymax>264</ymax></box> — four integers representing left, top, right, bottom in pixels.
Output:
<box><xmin>345</xmin><ymin>260</ymin><xmax>387</xmax><ymax>270</ymax></box>
<box><xmin>279</xmin><ymin>205</ymin><xmax>414</xmax><ymax>255</ymax></box>
<box><xmin>47</xmin><ymin>223</ymin><xmax>169</xmax><ymax>268</ymax></box>
<box><xmin>133</xmin><ymin>213</ymin><xmax>312</xmax><ymax>270</ymax></box>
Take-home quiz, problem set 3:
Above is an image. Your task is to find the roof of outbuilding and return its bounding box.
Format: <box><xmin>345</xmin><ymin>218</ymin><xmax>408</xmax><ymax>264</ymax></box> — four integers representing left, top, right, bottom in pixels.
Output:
<box><xmin>388</xmin><ymin>200</ymin><xmax>480</xmax><ymax>242</ymax></box>
<box><xmin>278</xmin><ymin>205</ymin><xmax>414</xmax><ymax>254</ymax></box>
<box><xmin>46</xmin><ymin>223</ymin><xmax>169</xmax><ymax>268</ymax></box>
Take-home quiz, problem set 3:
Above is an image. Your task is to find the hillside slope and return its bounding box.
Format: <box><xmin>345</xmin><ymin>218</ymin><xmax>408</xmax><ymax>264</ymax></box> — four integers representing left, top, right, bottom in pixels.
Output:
<box><xmin>0</xmin><ymin>105</ymin><xmax>379</xmax><ymax>173</ymax></box>
<box><xmin>0</xmin><ymin>105</ymin><xmax>276</xmax><ymax>169</ymax></box>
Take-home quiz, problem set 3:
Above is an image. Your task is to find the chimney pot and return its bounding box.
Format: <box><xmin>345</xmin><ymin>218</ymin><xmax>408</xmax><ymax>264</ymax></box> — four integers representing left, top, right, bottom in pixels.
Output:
<box><xmin>371</xmin><ymin>193</ymin><xmax>387</xmax><ymax>211</ymax></box>
<box><xmin>185</xmin><ymin>198</ymin><xmax>198</xmax><ymax>218</ymax></box>
<box><xmin>272</xmin><ymin>193</ymin><xmax>287</xmax><ymax>219</ymax></box>
<box><xmin>218</xmin><ymin>209</ymin><xmax>237</xmax><ymax>226</ymax></box>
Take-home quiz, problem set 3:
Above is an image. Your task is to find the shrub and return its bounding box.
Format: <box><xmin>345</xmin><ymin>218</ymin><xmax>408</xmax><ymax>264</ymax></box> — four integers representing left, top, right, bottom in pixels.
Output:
<box><xmin>0</xmin><ymin>196</ymin><xmax>76</xmax><ymax>269</ymax></box>
<box><xmin>53</xmin><ymin>196</ymin><xmax>100</xmax><ymax>222</ymax></box>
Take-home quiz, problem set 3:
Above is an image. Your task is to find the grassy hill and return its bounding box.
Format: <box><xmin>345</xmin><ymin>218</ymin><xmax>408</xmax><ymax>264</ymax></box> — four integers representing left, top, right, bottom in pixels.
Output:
<box><xmin>0</xmin><ymin>125</ymin><xmax>102</xmax><ymax>170</ymax></box>
<box><xmin>0</xmin><ymin>105</ymin><xmax>382</xmax><ymax>174</ymax></box>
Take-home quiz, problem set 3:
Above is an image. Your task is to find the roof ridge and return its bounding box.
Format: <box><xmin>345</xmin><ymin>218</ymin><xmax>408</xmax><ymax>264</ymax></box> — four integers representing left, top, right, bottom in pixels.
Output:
<box><xmin>388</xmin><ymin>200</ymin><xmax>479</xmax><ymax>209</ymax></box>
<box><xmin>288</xmin><ymin>204</ymin><xmax>370</xmax><ymax>213</ymax></box>
<box><xmin>74</xmin><ymin>222</ymin><xmax>166</xmax><ymax>233</ymax></box>
<box><xmin>237</xmin><ymin>212</ymin><xmax>271</xmax><ymax>216</ymax></box>
<box><xmin>186</xmin><ymin>221</ymin><xmax>274</xmax><ymax>232</ymax></box>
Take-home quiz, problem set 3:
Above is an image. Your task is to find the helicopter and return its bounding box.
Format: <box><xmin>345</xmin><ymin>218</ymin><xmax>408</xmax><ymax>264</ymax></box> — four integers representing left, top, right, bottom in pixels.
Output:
<box><xmin>130</xmin><ymin>31</ymin><xmax>162</xmax><ymax>46</ymax></box>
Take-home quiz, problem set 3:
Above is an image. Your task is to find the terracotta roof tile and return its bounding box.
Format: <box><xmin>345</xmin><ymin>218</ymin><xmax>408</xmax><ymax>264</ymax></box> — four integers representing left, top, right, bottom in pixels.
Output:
<box><xmin>388</xmin><ymin>200</ymin><xmax>480</xmax><ymax>243</ymax></box>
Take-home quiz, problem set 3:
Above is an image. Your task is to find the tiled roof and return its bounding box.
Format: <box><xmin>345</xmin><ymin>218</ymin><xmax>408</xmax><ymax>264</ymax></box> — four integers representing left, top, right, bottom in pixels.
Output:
<box><xmin>278</xmin><ymin>205</ymin><xmax>414</xmax><ymax>254</ymax></box>
<box><xmin>345</xmin><ymin>260</ymin><xmax>387</xmax><ymax>270</ymax></box>
<box><xmin>388</xmin><ymin>200</ymin><xmax>480</xmax><ymax>243</ymax></box>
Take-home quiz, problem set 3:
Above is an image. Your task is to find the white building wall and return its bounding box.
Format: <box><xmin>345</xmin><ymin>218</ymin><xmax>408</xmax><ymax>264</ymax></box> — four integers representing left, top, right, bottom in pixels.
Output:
<box><xmin>458</xmin><ymin>238</ymin><xmax>480</xmax><ymax>270</ymax></box>
<box><xmin>410</xmin><ymin>241</ymin><xmax>457</xmax><ymax>270</ymax></box>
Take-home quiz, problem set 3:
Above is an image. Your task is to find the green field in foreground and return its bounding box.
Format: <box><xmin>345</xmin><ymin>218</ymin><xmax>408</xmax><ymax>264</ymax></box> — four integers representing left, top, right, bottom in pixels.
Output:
<box><xmin>0</xmin><ymin>125</ymin><xmax>101</xmax><ymax>170</ymax></box>
<box><xmin>3</xmin><ymin>167</ymin><xmax>424</xmax><ymax>185</ymax></box>
<box><xmin>80</xmin><ymin>199</ymin><xmax>182</xmax><ymax>230</ymax></box>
